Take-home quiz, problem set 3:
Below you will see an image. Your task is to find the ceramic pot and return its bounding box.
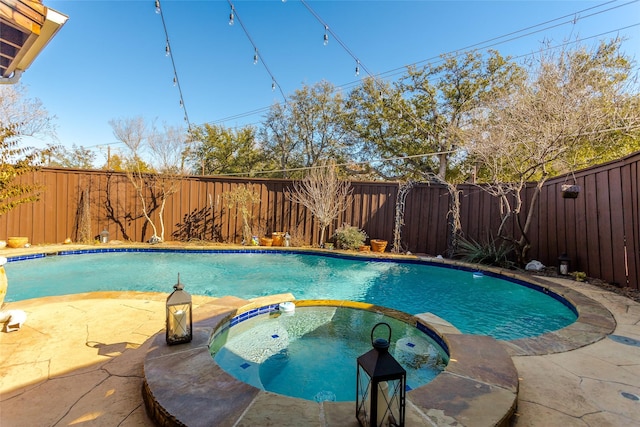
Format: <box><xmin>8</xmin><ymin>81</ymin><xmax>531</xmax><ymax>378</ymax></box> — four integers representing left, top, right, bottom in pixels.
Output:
<box><xmin>7</xmin><ymin>237</ymin><xmax>28</xmax><ymax>248</ymax></box>
<box><xmin>260</xmin><ymin>237</ymin><xmax>273</xmax><ymax>246</ymax></box>
<box><xmin>370</xmin><ymin>239</ymin><xmax>388</xmax><ymax>253</ymax></box>
<box><xmin>271</xmin><ymin>232</ymin><xmax>284</xmax><ymax>246</ymax></box>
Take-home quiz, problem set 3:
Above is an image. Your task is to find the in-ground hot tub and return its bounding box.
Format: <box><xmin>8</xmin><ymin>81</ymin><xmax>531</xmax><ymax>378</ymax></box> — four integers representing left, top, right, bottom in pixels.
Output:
<box><xmin>143</xmin><ymin>298</ymin><xmax>520</xmax><ymax>426</ymax></box>
<box><xmin>209</xmin><ymin>302</ymin><xmax>449</xmax><ymax>402</ymax></box>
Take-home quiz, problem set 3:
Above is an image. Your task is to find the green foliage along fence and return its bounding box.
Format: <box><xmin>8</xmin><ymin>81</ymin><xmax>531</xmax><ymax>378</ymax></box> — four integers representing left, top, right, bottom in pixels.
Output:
<box><xmin>1</xmin><ymin>150</ymin><xmax>638</xmax><ymax>290</ymax></box>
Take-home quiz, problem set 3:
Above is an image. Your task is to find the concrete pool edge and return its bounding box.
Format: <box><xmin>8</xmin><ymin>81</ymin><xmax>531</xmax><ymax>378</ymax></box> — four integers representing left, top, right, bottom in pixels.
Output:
<box><xmin>142</xmin><ymin>297</ymin><xmax>519</xmax><ymax>427</ymax></box>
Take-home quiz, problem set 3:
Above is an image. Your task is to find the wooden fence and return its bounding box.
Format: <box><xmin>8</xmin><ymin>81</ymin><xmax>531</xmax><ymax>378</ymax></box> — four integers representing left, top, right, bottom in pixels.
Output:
<box><xmin>1</xmin><ymin>151</ymin><xmax>638</xmax><ymax>290</ymax></box>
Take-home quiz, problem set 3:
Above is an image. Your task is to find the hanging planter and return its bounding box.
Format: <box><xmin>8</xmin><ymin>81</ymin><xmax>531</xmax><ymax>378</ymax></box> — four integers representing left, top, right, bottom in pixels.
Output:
<box><xmin>561</xmin><ymin>184</ymin><xmax>580</xmax><ymax>199</ymax></box>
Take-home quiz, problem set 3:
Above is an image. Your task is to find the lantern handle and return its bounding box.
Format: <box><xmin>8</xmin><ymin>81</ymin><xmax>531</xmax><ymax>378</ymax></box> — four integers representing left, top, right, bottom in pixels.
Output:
<box><xmin>371</xmin><ymin>322</ymin><xmax>392</xmax><ymax>347</ymax></box>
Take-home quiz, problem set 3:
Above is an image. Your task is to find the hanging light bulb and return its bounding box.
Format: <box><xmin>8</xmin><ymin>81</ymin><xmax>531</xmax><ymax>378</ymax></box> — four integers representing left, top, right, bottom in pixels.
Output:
<box><xmin>323</xmin><ymin>25</ymin><xmax>329</xmax><ymax>45</ymax></box>
<box><xmin>253</xmin><ymin>48</ymin><xmax>258</xmax><ymax>65</ymax></box>
<box><xmin>355</xmin><ymin>60</ymin><xmax>360</xmax><ymax>76</ymax></box>
<box><xmin>229</xmin><ymin>6</ymin><xmax>234</xmax><ymax>26</ymax></box>
<box><xmin>155</xmin><ymin>0</ymin><xmax>161</xmax><ymax>14</ymax></box>
<box><xmin>165</xmin><ymin>43</ymin><xmax>170</xmax><ymax>56</ymax></box>
<box><xmin>272</xmin><ymin>80</ymin><xmax>276</xmax><ymax>91</ymax></box>
<box><xmin>180</xmin><ymin>99</ymin><xmax>184</xmax><ymax>108</ymax></box>
<box><xmin>173</xmin><ymin>76</ymin><xmax>177</xmax><ymax>86</ymax></box>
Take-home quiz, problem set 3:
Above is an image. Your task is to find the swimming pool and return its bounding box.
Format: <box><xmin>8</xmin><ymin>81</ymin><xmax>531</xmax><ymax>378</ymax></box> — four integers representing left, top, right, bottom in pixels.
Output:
<box><xmin>4</xmin><ymin>249</ymin><xmax>577</xmax><ymax>340</ymax></box>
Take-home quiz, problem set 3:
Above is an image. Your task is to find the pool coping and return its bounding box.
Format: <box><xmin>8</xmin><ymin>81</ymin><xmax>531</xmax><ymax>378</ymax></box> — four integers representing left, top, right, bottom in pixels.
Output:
<box><xmin>142</xmin><ymin>297</ymin><xmax>520</xmax><ymax>427</ymax></box>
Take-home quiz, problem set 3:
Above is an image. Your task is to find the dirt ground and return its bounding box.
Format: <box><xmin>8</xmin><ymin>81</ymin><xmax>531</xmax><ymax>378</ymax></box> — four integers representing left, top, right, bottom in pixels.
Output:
<box><xmin>530</xmin><ymin>267</ymin><xmax>640</xmax><ymax>303</ymax></box>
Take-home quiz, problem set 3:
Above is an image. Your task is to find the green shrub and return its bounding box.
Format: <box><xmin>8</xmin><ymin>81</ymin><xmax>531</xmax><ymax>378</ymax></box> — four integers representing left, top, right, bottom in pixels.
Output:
<box><xmin>332</xmin><ymin>224</ymin><xmax>367</xmax><ymax>250</ymax></box>
<box><xmin>571</xmin><ymin>271</ymin><xmax>587</xmax><ymax>282</ymax></box>
<box><xmin>455</xmin><ymin>234</ymin><xmax>515</xmax><ymax>269</ymax></box>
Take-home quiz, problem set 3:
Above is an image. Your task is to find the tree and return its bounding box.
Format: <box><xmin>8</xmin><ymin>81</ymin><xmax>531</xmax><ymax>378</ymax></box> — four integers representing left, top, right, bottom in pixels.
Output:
<box><xmin>261</xmin><ymin>81</ymin><xmax>352</xmax><ymax>178</ymax></box>
<box><xmin>0</xmin><ymin>84</ymin><xmax>56</xmax><ymax>138</ymax></box>
<box><xmin>345</xmin><ymin>51</ymin><xmax>524</xmax><ymax>255</ymax></box>
<box><xmin>0</xmin><ymin>126</ymin><xmax>44</xmax><ymax>215</ymax></box>
<box><xmin>343</xmin><ymin>77</ymin><xmax>413</xmax><ymax>180</ymax></box>
<box><xmin>259</xmin><ymin>102</ymin><xmax>302</xmax><ymax>178</ymax></box>
<box><xmin>110</xmin><ymin>116</ymin><xmax>187</xmax><ymax>242</ymax></box>
<box><xmin>468</xmin><ymin>39</ymin><xmax>640</xmax><ymax>264</ymax></box>
<box><xmin>46</xmin><ymin>144</ymin><xmax>96</xmax><ymax>169</ymax></box>
<box><xmin>188</xmin><ymin>124</ymin><xmax>264</xmax><ymax>175</ymax></box>
<box><xmin>287</xmin><ymin>161</ymin><xmax>352</xmax><ymax>247</ymax></box>
<box><xmin>0</xmin><ymin>85</ymin><xmax>56</xmax><ymax>216</ymax></box>
<box><xmin>222</xmin><ymin>184</ymin><xmax>261</xmax><ymax>244</ymax></box>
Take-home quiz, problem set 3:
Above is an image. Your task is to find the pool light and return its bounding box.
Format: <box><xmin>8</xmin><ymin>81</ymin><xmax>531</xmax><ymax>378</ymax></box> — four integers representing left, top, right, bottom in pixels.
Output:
<box><xmin>356</xmin><ymin>322</ymin><xmax>406</xmax><ymax>427</ymax></box>
<box><xmin>166</xmin><ymin>274</ymin><xmax>192</xmax><ymax>345</ymax></box>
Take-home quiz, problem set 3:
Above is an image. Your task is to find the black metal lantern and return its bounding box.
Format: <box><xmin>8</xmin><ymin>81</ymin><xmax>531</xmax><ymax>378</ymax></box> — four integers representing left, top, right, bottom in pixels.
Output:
<box><xmin>100</xmin><ymin>228</ymin><xmax>109</xmax><ymax>243</ymax></box>
<box><xmin>166</xmin><ymin>274</ymin><xmax>192</xmax><ymax>345</ymax></box>
<box><xmin>558</xmin><ymin>253</ymin><xmax>571</xmax><ymax>276</ymax></box>
<box><xmin>356</xmin><ymin>322</ymin><xmax>406</xmax><ymax>427</ymax></box>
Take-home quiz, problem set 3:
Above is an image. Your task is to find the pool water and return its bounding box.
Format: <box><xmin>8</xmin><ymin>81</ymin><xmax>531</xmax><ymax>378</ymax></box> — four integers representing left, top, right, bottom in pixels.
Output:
<box><xmin>4</xmin><ymin>250</ymin><xmax>577</xmax><ymax>340</ymax></box>
<box><xmin>210</xmin><ymin>306</ymin><xmax>448</xmax><ymax>402</ymax></box>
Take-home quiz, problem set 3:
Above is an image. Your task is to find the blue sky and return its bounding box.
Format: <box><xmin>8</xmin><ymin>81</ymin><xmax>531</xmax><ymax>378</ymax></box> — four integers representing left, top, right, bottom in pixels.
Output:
<box><xmin>18</xmin><ymin>1</ymin><xmax>640</xmax><ymax>164</ymax></box>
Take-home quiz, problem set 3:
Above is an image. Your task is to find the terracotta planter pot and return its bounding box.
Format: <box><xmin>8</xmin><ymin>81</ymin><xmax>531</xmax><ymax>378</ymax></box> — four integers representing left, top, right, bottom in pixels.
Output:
<box><xmin>370</xmin><ymin>239</ymin><xmax>388</xmax><ymax>253</ymax></box>
<box><xmin>7</xmin><ymin>237</ymin><xmax>28</xmax><ymax>248</ymax></box>
<box><xmin>259</xmin><ymin>237</ymin><xmax>273</xmax><ymax>247</ymax></box>
<box><xmin>358</xmin><ymin>245</ymin><xmax>370</xmax><ymax>252</ymax></box>
<box><xmin>271</xmin><ymin>232</ymin><xmax>284</xmax><ymax>246</ymax></box>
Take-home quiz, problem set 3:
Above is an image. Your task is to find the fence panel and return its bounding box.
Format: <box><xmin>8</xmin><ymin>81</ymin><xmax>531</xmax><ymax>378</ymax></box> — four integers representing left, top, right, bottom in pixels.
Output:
<box><xmin>1</xmin><ymin>152</ymin><xmax>638</xmax><ymax>289</ymax></box>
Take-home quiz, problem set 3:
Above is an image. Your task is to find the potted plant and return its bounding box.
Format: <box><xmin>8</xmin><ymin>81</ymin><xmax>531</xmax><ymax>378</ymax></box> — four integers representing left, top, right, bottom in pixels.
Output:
<box><xmin>332</xmin><ymin>224</ymin><xmax>367</xmax><ymax>251</ymax></box>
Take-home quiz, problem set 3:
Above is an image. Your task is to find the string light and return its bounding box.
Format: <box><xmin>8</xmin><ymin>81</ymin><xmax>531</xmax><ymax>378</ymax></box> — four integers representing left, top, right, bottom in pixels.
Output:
<box><xmin>227</xmin><ymin>1</ymin><xmax>287</xmax><ymax>100</ymax></box>
<box><xmin>355</xmin><ymin>60</ymin><xmax>360</xmax><ymax>76</ymax></box>
<box><xmin>323</xmin><ymin>25</ymin><xmax>329</xmax><ymax>45</ymax></box>
<box><xmin>229</xmin><ymin>5</ymin><xmax>234</xmax><ymax>26</ymax></box>
<box><xmin>154</xmin><ymin>0</ymin><xmax>191</xmax><ymax>131</ymax></box>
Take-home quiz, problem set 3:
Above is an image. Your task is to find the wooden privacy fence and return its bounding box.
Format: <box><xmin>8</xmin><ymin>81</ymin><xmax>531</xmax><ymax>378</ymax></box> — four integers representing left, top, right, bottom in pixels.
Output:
<box><xmin>1</xmin><ymin>151</ymin><xmax>638</xmax><ymax>290</ymax></box>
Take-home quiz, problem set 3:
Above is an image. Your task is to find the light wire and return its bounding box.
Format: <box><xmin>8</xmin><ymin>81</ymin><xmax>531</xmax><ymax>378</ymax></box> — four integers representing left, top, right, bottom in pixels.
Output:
<box><xmin>155</xmin><ymin>0</ymin><xmax>192</xmax><ymax>131</ymax></box>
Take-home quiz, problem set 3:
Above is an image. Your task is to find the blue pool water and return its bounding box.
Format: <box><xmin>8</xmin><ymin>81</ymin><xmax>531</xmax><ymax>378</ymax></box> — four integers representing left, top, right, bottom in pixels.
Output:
<box><xmin>4</xmin><ymin>250</ymin><xmax>577</xmax><ymax>340</ymax></box>
<box><xmin>210</xmin><ymin>306</ymin><xmax>449</xmax><ymax>401</ymax></box>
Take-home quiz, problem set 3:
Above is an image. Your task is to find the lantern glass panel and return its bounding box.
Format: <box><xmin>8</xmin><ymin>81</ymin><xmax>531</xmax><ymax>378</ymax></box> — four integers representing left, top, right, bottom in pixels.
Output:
<box><xmin>167</xmin><ymin>303</ymin><xmax>191</xmax><ymax>341</ymax></box>
<box><xmin>356</xmin><ymin>364</ymin><xmax>372</xmax><ymax>425</ymax></box>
